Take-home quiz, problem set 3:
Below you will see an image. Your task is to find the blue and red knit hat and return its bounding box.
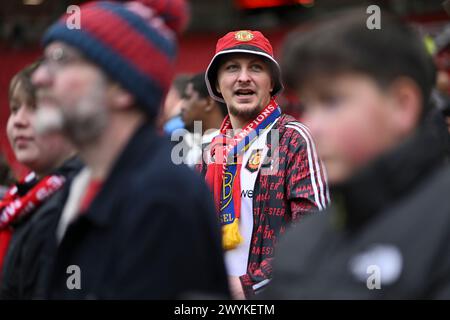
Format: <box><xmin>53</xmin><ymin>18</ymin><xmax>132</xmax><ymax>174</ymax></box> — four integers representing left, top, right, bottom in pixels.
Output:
<box><xmin>42</xmin><ymin>0</ymin><xmax>189</xmax><ymax>118</ymax></box>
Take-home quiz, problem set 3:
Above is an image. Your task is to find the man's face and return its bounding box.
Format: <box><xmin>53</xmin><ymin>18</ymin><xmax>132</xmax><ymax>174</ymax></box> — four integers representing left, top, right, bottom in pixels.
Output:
<box><xmin>7</xmin><ymin>82</ymin><xmax>72</xmax><ymax>173</ymax></box>
<box><xmin>32</xmin><ymin>41</ymin><xmax>109</xmax><ymax>145</ymax></box>
<box><xmin>216</xmin><ymin>53</ymin><xmax>273</xmax><ymax>122</ymax></box>
<box><xmin>180</xmin><ymin>82</ymin><xmax>207</xmax><ymax>132</ymax></box>
<box><xmin>299</xmin><ymin>73</ymin><xmax>410</xmax><ymax>185</ymax></box>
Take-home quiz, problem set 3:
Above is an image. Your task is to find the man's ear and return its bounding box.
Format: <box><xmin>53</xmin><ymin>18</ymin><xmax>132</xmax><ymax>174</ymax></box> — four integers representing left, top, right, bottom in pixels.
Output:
<box><xmin>388</xmin><ymin>77</ymin><xmax>422</xmax><ymax>138</ymax></box>
<box><xmin>108</xmin><ymin>83</ymin><xmax>135</xmax><ymax>111</ymax></box>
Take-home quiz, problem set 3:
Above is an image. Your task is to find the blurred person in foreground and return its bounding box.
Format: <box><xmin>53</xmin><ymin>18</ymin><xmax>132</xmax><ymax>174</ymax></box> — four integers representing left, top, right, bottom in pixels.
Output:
<box><xmin>201</xmin><ymin>30</ymin><xmax>329</xmax><ymax>299</ymax></box>
<box><xmin>0</xmin><ymin>62</ymin><xmax>80</xmax><ymax>299</ymax></box>
<box><xmin>31</xmin><ymin>0</ymin><xmax>229</xmax><ymax>299</ymax></box>
<box><xmin>179</xmin><ymin>72</ymin><xmax>227</xmax><ymax>167</ymax></box>
<box><xmin>263</xmin><ymin>8</ymin><xmax>450</xmax><ymax>299</ymax></box>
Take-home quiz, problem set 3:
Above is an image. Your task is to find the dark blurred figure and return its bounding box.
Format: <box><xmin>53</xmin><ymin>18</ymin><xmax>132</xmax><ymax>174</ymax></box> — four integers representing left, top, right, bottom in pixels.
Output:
<box><xmin>180</xmin><ymin>72</ymin><xmax>227</xmax><ymax>167</ymax></box>
<box><xmin>264</xmin><ymin>8</ymin><xmax>450</xmax><ymax>299</ymax></box>
<box><xmin>0</xmin><ymin>62</ymin><xmax>80</xmax><ymax>299</ymax></box>
<box><xmin>31</xmin><ymin>0</ymin><xmax>228</xmax><ymax>299</ymax></box>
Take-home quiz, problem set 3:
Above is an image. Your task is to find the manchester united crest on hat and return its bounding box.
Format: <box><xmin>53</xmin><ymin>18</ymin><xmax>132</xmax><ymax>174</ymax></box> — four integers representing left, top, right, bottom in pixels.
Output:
<box><xmin>246</xmin><ymin>149</ymin><xmax>263</xmax><ymax>173</ymax></box>
<box><xmin>235</xmin><ymin>30</ymin><xmax>254</xmax><ymax>42</ymax></box>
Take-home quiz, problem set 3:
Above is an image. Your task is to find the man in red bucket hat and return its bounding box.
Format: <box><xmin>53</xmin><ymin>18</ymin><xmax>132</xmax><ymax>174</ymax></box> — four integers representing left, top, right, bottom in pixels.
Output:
<box><xmin>201</xmin><ymin>30</ymin><xmax>329</xmax><ymax>299</ymax></box>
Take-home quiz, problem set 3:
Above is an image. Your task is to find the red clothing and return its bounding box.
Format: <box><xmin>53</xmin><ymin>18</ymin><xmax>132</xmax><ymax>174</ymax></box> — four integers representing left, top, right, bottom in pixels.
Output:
<box><xmin>79</xmin><ymin>179</ymin><xmax>103</xmax><ymax>214</ymax></box>
<box><xmin>0</xmin><ymin>173</ymin><xmax>65</xmax><ymax>278</ymax></box>
<box><xmin>199</xmin><ymin>114</ymin><xmax>329</xmax><ymax>298</ymax></box>
<box><xmin>0</xmin><ymin>230</ymin><xmax>12</xmax><ymax>276</ymax></box>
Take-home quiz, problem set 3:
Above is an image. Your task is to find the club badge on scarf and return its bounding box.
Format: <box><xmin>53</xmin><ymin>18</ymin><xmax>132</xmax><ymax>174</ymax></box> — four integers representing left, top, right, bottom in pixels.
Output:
<box><xmin>206</xmin><ymin>98</ymin><xmax>281</xmax><ymax>250</ymax></box>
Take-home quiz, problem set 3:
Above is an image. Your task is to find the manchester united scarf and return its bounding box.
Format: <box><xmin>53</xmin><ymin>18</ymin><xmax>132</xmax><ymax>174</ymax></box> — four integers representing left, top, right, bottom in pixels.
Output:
<box><xmin>206</xmin><ymin>98</ymin><xmax>281</xmax><ymax>250</ymax></box>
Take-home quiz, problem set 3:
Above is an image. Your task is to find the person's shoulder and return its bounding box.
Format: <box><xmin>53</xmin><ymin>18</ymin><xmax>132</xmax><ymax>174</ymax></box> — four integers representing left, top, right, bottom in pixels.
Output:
<box><xmin>413</xmin><ymin>164</ymin><xmax>450</xmax><ymax>198</ymax></box>
<box><xmin>432</xmin><ymin>164</ymin><xmax>450</xmax><ymax>183</ymax></box>
<box><xmin>277</xmin><ymin>114</ymin><xmax>312</xmax><ymax>137</ymax></box>
<box><xmin>274</xmin><ymin>114</ymin><xmax>315</xmax><ymax>149</ymax></box>
<box><xmin>382</xmin><ymin>164</ymin><xmax>450</xmax><ymax>240</ymax></box>
<box><xmin>123</xmin><ymin>129</ymin><xmax>210</xmax><ymax>200</ymax></box>
<box><xmin>120</xmin><ymin>160</ymin><xmax>212</xmax><ymax>228</ymax></box>
<box><xmin>411</xmin><ymin>164</ymin><xmax>450</xmax><ymax>212</ymax></box>
<box><xmin>56</xmin><ymin>156</ymin><xmax>84</xmax><ymax>177</ymax></box>
<box><xmin>132</xmin><ymin>139</ymin><xmax>208</xmax><ymax>197</ymax></box>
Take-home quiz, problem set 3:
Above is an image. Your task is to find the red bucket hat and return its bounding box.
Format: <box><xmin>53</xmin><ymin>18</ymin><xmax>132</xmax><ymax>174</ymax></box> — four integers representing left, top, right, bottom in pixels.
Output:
<box><xmin>205</xmin><ymin>30</ymin><xmax>283</xmax><ymax>103</ymax></box>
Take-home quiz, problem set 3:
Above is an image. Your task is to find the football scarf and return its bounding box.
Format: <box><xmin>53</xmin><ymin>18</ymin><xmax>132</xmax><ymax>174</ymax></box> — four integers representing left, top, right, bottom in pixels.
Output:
<box><xmin>0</xmin><ymin>172</ymin><xmax>65</xmax><ymax>275</ymax></box>
<box><xmin>206</xmin><ymin>98</ymin><xmax>281</xmax><ymax>250</ymax></box>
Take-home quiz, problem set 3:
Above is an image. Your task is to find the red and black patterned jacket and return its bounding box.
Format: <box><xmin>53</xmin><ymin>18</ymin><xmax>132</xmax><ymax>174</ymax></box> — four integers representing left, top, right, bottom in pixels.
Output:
<box><xmin>199</xmin><ymin>114</ymin><xmax>329</xmax><ymax>298</ymax></box>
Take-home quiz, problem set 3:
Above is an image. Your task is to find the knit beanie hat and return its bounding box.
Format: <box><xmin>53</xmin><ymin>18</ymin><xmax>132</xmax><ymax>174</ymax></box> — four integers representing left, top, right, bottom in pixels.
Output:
<box><xmin>43</xmin><ymin>0</ymin><xmax>189</xmax><ymax>118</ymax></box>
<box><xmin>205</xmin><ymin>30</ymin><xmax>283</xmax><ymax>103</ymax></box>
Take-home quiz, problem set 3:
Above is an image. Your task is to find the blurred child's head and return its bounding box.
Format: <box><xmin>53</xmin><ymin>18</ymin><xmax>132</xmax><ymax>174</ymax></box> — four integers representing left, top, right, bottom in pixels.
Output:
<box><xmin>8</xmin><ymin>61</ymin><xmax>74</xmax><ymax>175</ymax></box>
<box><xmin>282</xmin><ymin>8</ymin><xmax>436</xmax><ymax>185</ymax></box>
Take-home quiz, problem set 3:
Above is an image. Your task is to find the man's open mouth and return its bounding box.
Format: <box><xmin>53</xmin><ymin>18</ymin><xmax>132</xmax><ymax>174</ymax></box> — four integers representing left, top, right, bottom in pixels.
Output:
<box><xmin>235</xmin><ymin>89</ymin><xmax>255</xmax><ymax>97</ymax></box>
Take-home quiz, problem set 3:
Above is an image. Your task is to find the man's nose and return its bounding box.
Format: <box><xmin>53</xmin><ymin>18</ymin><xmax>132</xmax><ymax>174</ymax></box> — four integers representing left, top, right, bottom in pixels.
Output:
<box><xmin>237</xmin><ymin>68</ymin><xmax>251</xmax><ymax>83</ymax></box>
<box><xmin>13</xmin><ymin>105</ymin><xmax>31</xmax><ymax>128</ymax></box>
<box><xmin>31</xmin><ymin>63</ymin><xmax>51</xmax><ymax>87</ymax></box>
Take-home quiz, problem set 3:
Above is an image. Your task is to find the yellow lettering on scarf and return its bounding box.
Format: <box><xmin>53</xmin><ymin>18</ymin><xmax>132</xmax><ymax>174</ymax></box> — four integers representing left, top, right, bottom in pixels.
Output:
<box><xmin>220</xmin><ymin>213</ymin><xmax>233</xmax><ymax>224</ymax></box>
<box><xmin>221</xmin><ymin>171</ymin><xmax>234</xmax><ymax>210</ymax></box>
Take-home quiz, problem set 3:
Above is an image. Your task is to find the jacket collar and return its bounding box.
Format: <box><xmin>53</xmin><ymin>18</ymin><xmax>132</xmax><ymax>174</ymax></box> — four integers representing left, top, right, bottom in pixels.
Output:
<box><xmin>53</xmin><ymin>156</ymin><xmax>83</xmax><ymax>177</ymax></box>
<box><xmin>331</xmin><ymin>110</ymin><xmax>450</xmax><ymax>232</ymax></box>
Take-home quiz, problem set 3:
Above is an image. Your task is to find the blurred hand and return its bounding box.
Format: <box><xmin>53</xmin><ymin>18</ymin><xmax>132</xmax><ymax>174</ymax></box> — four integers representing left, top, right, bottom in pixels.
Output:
<box><xmin>228</xmin><ymin>276</ymin><xmax>245</xmax><ymax>300</ymax></box>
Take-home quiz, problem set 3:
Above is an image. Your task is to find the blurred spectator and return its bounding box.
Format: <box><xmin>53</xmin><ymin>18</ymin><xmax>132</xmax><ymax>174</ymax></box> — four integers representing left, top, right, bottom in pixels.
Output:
<box><xmin>200</xmin><ymin>30</ymin><xmax>328</xmax><ymax>299</ymax></box>
<box><xmin>0</xmin><ymin>61</ymin><xmax>80</xmax><ymax>299</ymax></box>
<box><xmin>180</xmin><ymin>72</ymin><xmax>227</xmax><ymax>167</ymax></box>
<box><xmin>31</xmin><ymin>0</ymin><xmax>229</xmax><ymax>299</ymax></box>
<box><xmin>160</xmin><ymin>74</ymin><xmax>191</xmax><ymax>135</ymax></box>
<box><xmin>264</xmin><ymin>8</ymin><xmax>450</xmax><ymax>299</ymax></box>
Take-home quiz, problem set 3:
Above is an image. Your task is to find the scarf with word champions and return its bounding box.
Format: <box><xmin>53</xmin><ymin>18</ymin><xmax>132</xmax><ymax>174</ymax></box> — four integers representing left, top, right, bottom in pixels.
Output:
<box><xmin>205</xmin><ymin>98</ymin><xmax>281</xmax><ymax>250</ymax></box>
<box><xmin>0</xmin><ymin>172</ymin><xmax>65</xmax><ymax>276</ymax></box>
